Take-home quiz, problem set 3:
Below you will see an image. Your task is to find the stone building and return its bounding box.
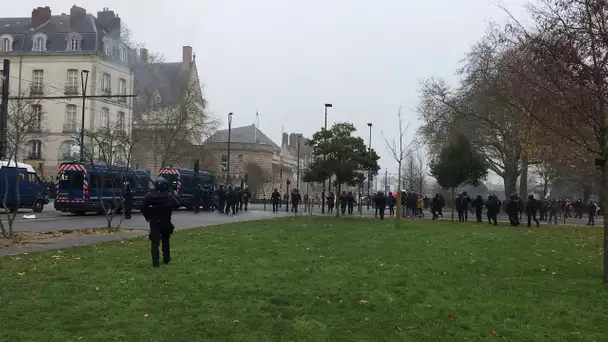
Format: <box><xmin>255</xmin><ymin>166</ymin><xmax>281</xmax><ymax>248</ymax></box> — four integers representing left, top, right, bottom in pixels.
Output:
<box><xmin>204</xmin><ymin>125</ymin><xmax>312</xmax><ymax>198</ymax></box>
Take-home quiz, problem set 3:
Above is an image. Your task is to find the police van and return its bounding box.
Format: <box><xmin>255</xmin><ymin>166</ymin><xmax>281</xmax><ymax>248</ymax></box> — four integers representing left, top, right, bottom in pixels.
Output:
<box><xmin>158</xmin><ymin>167</ymin><xmax>215</xmax><ymax>209</ymax></box>
<box><xmin>54</xmin><ymin>162</ymin><xmax>153</xmax><ymax>215</ymax></box>
<box><xmin>0</xmin><ymin>160</ymin><xmax>49</xmax><ymax>212</ymax></box>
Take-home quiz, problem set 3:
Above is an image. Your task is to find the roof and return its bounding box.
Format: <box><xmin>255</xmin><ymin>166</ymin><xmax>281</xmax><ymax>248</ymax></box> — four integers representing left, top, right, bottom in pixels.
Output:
<box><xmin>133</xmin><ymin>62</ymin><xmax>189</xmax><ymax>106</ymax></box>
<box><xmin>0</xmin><ymin>10</ymin><xmax>132</xmax><ymax>64</ymax></box>
<box><xmin>205</xmin><ymin>124</ymin><xmax>280</xmax><ymax>151</ymax></box>
<box><xmin>0</xmin><ymin>160</ymin><xmax>36</xmax><ymax>173</ymax></box>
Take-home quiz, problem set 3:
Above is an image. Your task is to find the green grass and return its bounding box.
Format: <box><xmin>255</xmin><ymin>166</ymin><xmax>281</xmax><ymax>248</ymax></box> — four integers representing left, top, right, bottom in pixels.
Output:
<box><xmin>1</xmin><ymin>217</ymin><xmax>607</xmax><ymax>341</ymax></box>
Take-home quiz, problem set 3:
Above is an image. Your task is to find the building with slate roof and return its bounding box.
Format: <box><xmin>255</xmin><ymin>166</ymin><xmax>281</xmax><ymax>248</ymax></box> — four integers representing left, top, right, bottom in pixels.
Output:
<box><xmin>204</xmin><ymin>125</ymin><xmax>316</xmax><ymax>199</ymax></box>
<box><xmin>0</xmin><ymin>5</ymin><xmax>134</xmax><ymax>177</ymax></box>
<box><xmin>130</xmin><ymin>46</ymin><xmax>208</xmax><ymax>177</ymax></box>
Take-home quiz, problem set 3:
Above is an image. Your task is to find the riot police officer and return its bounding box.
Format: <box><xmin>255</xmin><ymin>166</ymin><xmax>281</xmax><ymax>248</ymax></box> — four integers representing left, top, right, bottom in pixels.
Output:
<box><xmin>122</xmin><ymin>181</ymin><xmax>133</xmax><ymax>219</ymax></box>
<box><xmin>142</xmin><ymin>178</ymin><xmax>180</xmax><ymax>268</ymax></box>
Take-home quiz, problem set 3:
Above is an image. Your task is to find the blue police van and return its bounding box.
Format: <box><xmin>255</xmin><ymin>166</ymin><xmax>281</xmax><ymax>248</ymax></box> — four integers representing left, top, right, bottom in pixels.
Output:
<box><xmin>0</xmin><ymin>160</ymin><xmax>49</xmax><ymax>212</ymax></box>
<box><xmin>158</xmin><ymin>167</ymin><xmax>215</xmax><ymax>209</ymax></box>
<box><xmin>54</xmin><ymin>162</ymin><xmax>153</xmax><ymax>215</ymax></box>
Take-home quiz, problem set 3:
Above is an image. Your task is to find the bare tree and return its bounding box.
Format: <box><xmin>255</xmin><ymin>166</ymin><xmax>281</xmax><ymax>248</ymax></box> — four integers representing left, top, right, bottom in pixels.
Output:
<box><xmin>382</xmin><ymin>107</ymin><xmax>417</xmax><ymax>226</ymax></box>
<box><xmin>133</xmin><ymin>53</ymin><xmax>218</xmax><ymax>170</ymax></box>
<box><xmin>81</xmin><ymin>119</ymin><xmax>137</xmax><ymax>230</ymax></box>
<box><xmin>244</xmin><ymin>162</ymin><xmax>266</xmax><ymax>199</ymax></box>
<box><xmin>531</xmin><ymin>162</ymin><xmax>557</xmax><ymax>199</ymax></box>
<box><xmin>0</xmin><ymin>92</ymin><xmax>46</xmax><ymax>238</ymax></box>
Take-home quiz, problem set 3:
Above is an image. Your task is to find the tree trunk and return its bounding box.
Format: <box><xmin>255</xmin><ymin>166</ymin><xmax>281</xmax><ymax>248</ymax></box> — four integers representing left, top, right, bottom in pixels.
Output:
<box><xmin>519</xmin><ymin>155</ymin><xmax>529</xmax><ymax>199</ymax></box>
<box><xmin>395</xmin><ymin>161</ymin><xmax>402</xmax><ymax>228</ymax></box>
<box><xmin>451</xmin><ymin>187</ymin><xmax>455</xmax><ymax>222</ymax></box>
<box><xmin>503</xmin><ymin>165</ymin><xmax>518</xmax><ymax>199</ymax></box>
<box><xmin>602</xmin><ymin>160</ymin><xmax>608</xmax><ymax>283</ymax></box>
<box><xmin>336</xmin><ymin>183</ymin><xmax>341</xmax><ymax>217</ymax></box>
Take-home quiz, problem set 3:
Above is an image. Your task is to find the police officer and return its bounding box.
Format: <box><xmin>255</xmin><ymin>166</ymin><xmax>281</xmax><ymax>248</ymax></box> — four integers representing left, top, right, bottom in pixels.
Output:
<box><xmin>242</xmin><ymin>187</ymin><xmax>251</xmax><ymax>211</ymax></box>
<box><xmin>507</xmin><ymin>193</ymin><xmax>521</xmax><ymax>227</ymax></box>
<box><xmin>271</xmin><ymin>189</ymin><xmax>281</xmax><ymax>213</ymax></box>
<box><xmin>193</xmin><ymin>183</ymin><xmax>202</xmax><ymax>213</ymax></box>
<box><xmin>122</xmin><ymin>181</ymin><xmax>133</xmax><ymax>219</ymax></box>
<box><xmin>217</xmin><ymin>185</ymin><xmax>226</xmax><ymax>213</ymax></box>
<box><xmin>142</xmin><ymin>178</ymin><xmax>180</xmax><ymax>268</ymax></box>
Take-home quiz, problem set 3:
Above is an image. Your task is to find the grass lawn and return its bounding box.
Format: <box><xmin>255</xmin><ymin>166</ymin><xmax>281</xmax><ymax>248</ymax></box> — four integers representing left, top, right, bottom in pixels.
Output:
<box><xmin>1</xmin><ymin>217</ymin><xmax>607</xmax><ymax>341</ymax></box>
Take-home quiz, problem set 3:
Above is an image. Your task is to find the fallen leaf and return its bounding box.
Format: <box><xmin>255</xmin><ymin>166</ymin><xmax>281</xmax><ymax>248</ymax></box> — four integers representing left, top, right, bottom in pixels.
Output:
<box><xmin>314</xmin><ymin>296</ymin><xmax>320</xmax><ymax>300</ymax></box>
<box><xmin>448</xmin><ymin>314</ymin><xmax>455</xmax><ymax>320</ymax></box>
<box><xmin>394</xmin><ymin>326</ymin><xmax>402</xmax><ymax>332</ymax></box>
<box><xmin>359</xmin><ymin>300</ymin><xmax>369</xmax><ymax>304</ymax></box>
<box><xmin>572</xmin><ymin>332</ymin><xmax>581</xmax><ymax>336</ymax></box>
<box><xmin>363</xmin><ymin>283</ymin><xmax>369</xmax><ymax>288</ymax></box>
<box><xmin>469</xmin><ymin>260</ymin><xmax>476</xmax><ymax>264</ymax></box>
<box><xmin>95</xmin><ymin>287</ymin><xmax>100</xmax><ymax>291</ymax></box>
<box><xmin>143</xmin><ymin>314</ymin><xmax>150</xmax><ymax>318</ymax></box>
<box><xmin>489</xmin><ymin>330</ymin><xmax>497</xmax><ymax>336</ymax></box>
<box><xmin>552</xmin><ymin>272</ymin><xmax>557</xmax><ymax>275</ymax></box>
<box><xmin>16</xmin><ymin>272</ymin><xmax>25</xmax><ymax>276</ymax></box>
<box><xmin>233</xmin><ymin>319</ymin><xmax>239</xmax><ymax>323</ymax></box>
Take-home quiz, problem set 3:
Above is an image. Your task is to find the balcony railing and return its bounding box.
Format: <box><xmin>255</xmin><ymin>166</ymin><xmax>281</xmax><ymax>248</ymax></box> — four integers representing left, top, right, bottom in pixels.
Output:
<box><xmin>102</xmin><ymin>88</ymin><xmax>112</xmax><ymax>96</ymax></box>
<box><xmin>30</xmin><ymin>84</ymin><xmax>44</xmax><ymax>95</ymax></box>
<box><xmin>63</xmin><ymin>124</ymin><xmax>78</xmax><ymax>133</ymax></box>
<box><xmin>64</xmin><ymin>85</ymin><xmax>79</xmax><ymax>94</ymax></box>
<box><xmin>27</xmin><ymin>153</ymin><xmax>42</xmax><ymax>160</ymax></box>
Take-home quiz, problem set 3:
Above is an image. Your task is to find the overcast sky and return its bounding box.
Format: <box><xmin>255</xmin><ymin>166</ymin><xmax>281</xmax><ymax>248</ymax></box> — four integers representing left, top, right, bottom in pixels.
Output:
<box><xmin>9</xmin><ymin>0</ymin><xmax>527</xmax><ymax>180</ymax></box>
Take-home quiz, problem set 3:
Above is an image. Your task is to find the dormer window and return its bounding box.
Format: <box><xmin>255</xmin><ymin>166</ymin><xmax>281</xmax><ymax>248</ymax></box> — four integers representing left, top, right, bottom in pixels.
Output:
<box><xmin>0</xmin><ymin>35</ymin><xmax>13</xmax><ymax>52</ymax></box>
<box><xmin>102</xmin><ymin>37</ymin><xmax>112</xmax><ymax>56</ymax></box>
<box><xmin>119</xmin><ymin>46</ymin><xmax>127</xmax><ymax>62</ymax></box>
<box><xmin>32</xmin><ymin>33</ymin><xmax>47</xmax><ymax>51</ymax></box>
<box><xmin>66</xmin><ymin>33</ymin><xmax>82</xmax><ymax>51</ymax></box>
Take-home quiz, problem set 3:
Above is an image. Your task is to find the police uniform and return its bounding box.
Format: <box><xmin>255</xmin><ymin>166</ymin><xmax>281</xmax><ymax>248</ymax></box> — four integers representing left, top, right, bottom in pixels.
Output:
<box><xmin>123</xmin><ymin>182</ymin><xmax>133</xmax><ymax>219</ymax></box>
<box><xmin>142</xmin><ymin>178</ymin><xmax>180</xmax><ymax>267</ymax></box>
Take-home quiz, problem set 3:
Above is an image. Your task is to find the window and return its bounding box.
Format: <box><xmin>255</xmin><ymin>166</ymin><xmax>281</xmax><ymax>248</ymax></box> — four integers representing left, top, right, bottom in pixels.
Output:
<box><xmin>32</xmin><ymin>35</ymin><xmax>46</xmax><ymax>51</ymax></box>
<box><xmin>32</xmin><ymin>70</ymin><xmax>44</xmax><ymax>85</ymax></box>
<box><xmin>66</xmin><ymin>33</ymin><xmax>82</xmax><ymax>51</ymax></box>
<box><xmin>66</xmin><ymin>69</ymin><xmax>78</xmax><ymax>94</ymax></box>
<box><xmin>104</xmin><ymin>42</ymin><xmax>111</xmax><ymax>56</ymax></box>
<box><xmin>118</xmin><ymin>78</ymin><xmax>127</xmax><ymax>103</ymax></box>
<box><xmin>119</xmin><ymin>46</ymin><xmax>127</xmax><ymax>62</ymax></box>
<box><xmin>102</xmin><ymin>73</ymin><xmax>111</xmax><ymax>94</ymax></box>
<box><xmin>0</xmin><ymin>36</ymin><xmax>12</xmax><ymax>52</ymax></box>
<box><xmin>117</xmin><ymin>111</ymin><xmax>125</xmax><ymax>131</ymax></box>
<box><xmin>28</xmin><ymin>140</ymin><xmax>42</xmax><ymax>159</ymax></box>
<box><xmin>31</xmin><ymin>105</ymin><xmax>42</xmax><ymax>132</ymax></box>
<box><xmin>31</xmin><ymin>70</ymin><xmax>44</xmax><ymax>94</ymax></box>
<box><xmin>64</xmin><ymin>105</ymin><xmax>77</xmax><ymax>132</ymax></box>
<box><xmin>101</xmin><ymin>107</ymin><xmax>110</xmax><ymax>128</ymax></box>
<box><xmin>58</xmin><ymin>141</ymin><xmax>76</xmax><ymax>160</ymax></box>
<box><xmin>220</xmin><ymin>154</ymin><xmax>228</xmax><ymax>171</ymax></box>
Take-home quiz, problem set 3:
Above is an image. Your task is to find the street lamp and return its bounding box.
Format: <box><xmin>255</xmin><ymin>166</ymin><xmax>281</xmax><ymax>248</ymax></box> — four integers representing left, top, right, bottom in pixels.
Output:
<box><xmin>322</xmin><ymin>103</ymin><xmax>332</xmax><ymax>214</ymax></box>
<box><xmin>367</xmin><ymin>122</ymin><xmax>372</xmax><ymax>210</ymax></box>
<box><xmin>227</xmin><ymin>112</ymin><xmax>233</xmax><ymax>185</ymax></box>
<box><xmin>79</xmin><ymin>70</ymin><xmax>89</xmax><ymax>162</ymax></box>
<box><xmin>296</xmin><ymin>135</ymin><xmax>301</xmax><ymax>190</ymax></box>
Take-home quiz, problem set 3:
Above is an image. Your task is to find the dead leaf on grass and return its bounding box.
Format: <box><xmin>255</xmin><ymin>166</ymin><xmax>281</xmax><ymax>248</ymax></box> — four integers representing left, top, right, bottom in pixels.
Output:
<box><xmin>394</xmin><ymin>326</ymin><xmax>402</xmax><ymax>332</ymax></box>
<box><xmin>572</xmin><ymin>332</ymin><xmax>581</xmax><ymax>337</ymax></box>
<box><xmin>359</xmin><ymin>300</ymin><xmax>369</xmax><ymax>304</ymax></box>
<box><xmin>469</xmin><ymin>260</ymin><xmax>476</xmax><ymax>264</ymax></box>
<box><xmin>233</xmin><ymin>319</ymin><xmax>239</xmax><ymax>323</ymax></box>
<box><xmin>489</xmin><ymin>330</ymin><xmax>497</xmax><ymax>336</ymax></box>
<box><xmin>95</xmin><ymin>287</ymin><xmax>100</xmax><ymax>291</ymax></box>
<box><xmin>363</xmin><ymin>283</ymin><xmax>369</xmax><ymax>288</ymax></box>
<box><xmin>448</xmin><ymin>314</ymin><xmax>455</xmax><ymax>320</ymax></box>
<box><xmin>16</xmin><ymin>272</ymin><xmax>25</xmax><ymax>276</ymax></box>
<box><xmin>143</xmin><ymin>314</ymin><xmax>150</xmax><ymax>318</ymax></box>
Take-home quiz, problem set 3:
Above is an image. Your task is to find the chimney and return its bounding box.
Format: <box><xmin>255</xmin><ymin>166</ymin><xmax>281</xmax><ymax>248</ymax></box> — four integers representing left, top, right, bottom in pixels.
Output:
<box><xmin>96</xmin><ymin>8</ymin><xmax>115</xmax><ymax>27</ymax></box>
<box><xmin>282</xmin><ymin>133</ymin><xmax>288</xmax><ymax>147</ymax></box>
<box><xmin>110</xmin><ymin>17</ymin><xmax>121</xmax><ymax>35</ymax></box>
<box><xmin>182</xmin><ymin>46</ymin><xmax>193</xmax><ymax>66</ymax></box>
<box><xmin>31</xmin><ymin>6</ymin><xmax>52</xmax><ymax>29</ymax></box>
<box><xmin>70</xmin><ymin>5</ymin><xmax>87</xmax><ymax>28</ymax></box>
<box><xmin>140</xmin><ymin>48</ymin><xmax>148</xmax><ymax>63</ymax></box>
<box><xmin>289</xmin><ymin>133</ymin><xmax>297</xmax><ymax>148</ymax></box>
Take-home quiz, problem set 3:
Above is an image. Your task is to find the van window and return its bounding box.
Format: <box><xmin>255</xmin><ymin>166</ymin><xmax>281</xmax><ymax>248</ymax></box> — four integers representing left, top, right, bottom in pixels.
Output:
<box><xmin>28</xmin><ymin>173</ymin><xmax>37</xmax><ymax>183</ymax></box>
<box><xmin>89</xmin><ymin>174</ymin><xmax>101</xmax><ymax>188</ymax></box>
<box><xmin>57</xmin><ymin>171</ymin><xmax>84</xmax><ymax>190</ymax></box>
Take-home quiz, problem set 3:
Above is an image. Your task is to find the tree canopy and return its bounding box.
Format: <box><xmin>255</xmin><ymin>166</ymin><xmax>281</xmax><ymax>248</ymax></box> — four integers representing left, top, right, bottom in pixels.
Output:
<box><xmin>429</xmin><ymin>135</ymin><xmax>489</xmax><ymax>191</ymax></box>
<box><xmin>303</xmin><ymin>122</ymin><xmax>380</xmax><ymax>215</ymax></box>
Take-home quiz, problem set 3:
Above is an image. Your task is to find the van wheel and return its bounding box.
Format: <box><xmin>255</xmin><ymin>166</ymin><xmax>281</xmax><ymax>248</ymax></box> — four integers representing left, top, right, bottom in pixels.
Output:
<box><xmin>32</xmin><ymin>200</ymin><xmax>44</xmax><ymax>213</ymax></box>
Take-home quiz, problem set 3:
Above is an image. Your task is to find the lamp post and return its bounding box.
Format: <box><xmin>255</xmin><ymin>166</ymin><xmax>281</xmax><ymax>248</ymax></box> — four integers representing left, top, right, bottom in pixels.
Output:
<box><xmin>227</xmin><ymin>112</ymin><xmax>233</xmax><ymax>185</ymax></box>
<box><xmin>79</xmin><ymin>70</ymin><xmax>89</xmax><ymax>162</ymax></box>
<box><xmin>322</xmin><ymin>103</ymin><xmax>332</xmax><ymax>214</ymax></box>
<box><xmin>367</xmin><ymin>122</ymin><xmax>372</xmax><ymax>210</ymax></box>
<box><xmin>296</xmin><ymin>135</ymin><xmax>301</xmax><ymax>190</ymax></box>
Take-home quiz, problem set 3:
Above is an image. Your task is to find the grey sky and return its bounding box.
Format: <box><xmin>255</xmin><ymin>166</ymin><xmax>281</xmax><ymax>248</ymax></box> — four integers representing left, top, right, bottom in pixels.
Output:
<box><xmin>9</xmin><ymin>0</ymin><xmax>526</xmax><ymax>177</ymax></box>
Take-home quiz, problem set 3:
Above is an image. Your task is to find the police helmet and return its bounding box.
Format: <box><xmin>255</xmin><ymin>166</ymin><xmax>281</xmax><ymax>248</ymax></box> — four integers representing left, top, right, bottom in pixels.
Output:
<box><xmin>155</xmin><ymin>177</ymin><xmax>169</xmax><ymax>192</ymax></box>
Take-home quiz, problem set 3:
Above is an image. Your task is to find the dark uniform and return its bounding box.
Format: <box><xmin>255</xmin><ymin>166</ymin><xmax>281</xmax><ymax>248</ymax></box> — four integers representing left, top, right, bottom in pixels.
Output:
<box><xmin>142</xmin><ymin>178</ymin><xmax>180</xmax><ymax>268</ymax></box>
<box><xmin>193</xmin><ymin>184</ymin><xmax>202</xmax><ymax>213</ymax></box>
<box><xmin>291</xmin><ymin>189</ymin><xmax>302</xmax><ymax>213</ymax></box>
<box><xmin>271</xmin><ymin>189</ymin><xmax>281</xmax><ymax>212</ymax></box>
<box><xmin>472</xmin><ymin>195</ymin><xmax>484</xmax><ymax>223</ymax></box>
<box><xmin>122</xmin><ymin>182</ymin><xmax>133</xmax><ymax>219</ymax></box>
<box><xmin>486</xmin><ymin>195</ymin><xmax>499</xmax><ymax>226</ymax></box>
<box><xmin>242</xmin><ymin>188</ymin><xmax>251</xmax><ymax>211</ymax></box>
<box><xmin>526</xmin><ymin>194</ymin><xmax>540</xmax><ymax>227</ymax></box>
<box><xmin>217</xmin><ymin>185</ymin><xmax>226</xmax><ymax>213</ymax></box>
<box><xmin>347</xmin><ymin>192</ymin><xmax>355</xmax><ymax>215</ymax></box>
<box><xmin>374</xmin><ymin>191</ymin><xmax>387</xmax><ymax>220</ymax></box>
<box><xmin>507</xmin><ymin>194</ymin><xmax>521</xmax><ymax>227</ymax></box>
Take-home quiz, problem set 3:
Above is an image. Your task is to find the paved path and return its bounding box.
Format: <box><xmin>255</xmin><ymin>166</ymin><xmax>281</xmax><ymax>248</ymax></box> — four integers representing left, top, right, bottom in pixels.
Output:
<box><xmin>1</xmin><ymin>210</ymin><xmax>292</xmax><ymax>256</ymax></box>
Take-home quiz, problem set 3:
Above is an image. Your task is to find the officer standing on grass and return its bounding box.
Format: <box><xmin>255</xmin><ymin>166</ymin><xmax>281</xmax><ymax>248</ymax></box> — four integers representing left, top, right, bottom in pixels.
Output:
<box><xmin>143</xmin><ymin>177</ymin><xmax>180</xmax><ymax>268</ymax></box>
<box><xmin>122</xmin><ymin>181</ymin><xmax>133</xmax><ymax>219</ymax></box>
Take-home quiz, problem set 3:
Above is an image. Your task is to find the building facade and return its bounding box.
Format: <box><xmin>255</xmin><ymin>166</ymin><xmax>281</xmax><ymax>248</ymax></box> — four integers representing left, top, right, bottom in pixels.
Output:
<box><xmin>0</xmin><ymin>6</ymin><xmax>134</xmax><ymax>177</ymax></box>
